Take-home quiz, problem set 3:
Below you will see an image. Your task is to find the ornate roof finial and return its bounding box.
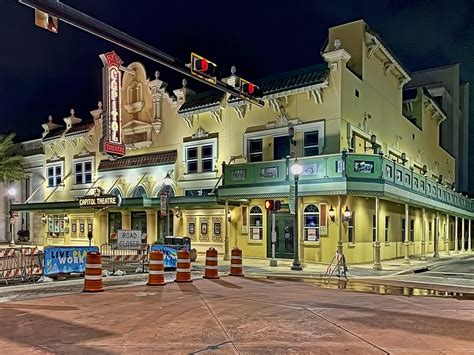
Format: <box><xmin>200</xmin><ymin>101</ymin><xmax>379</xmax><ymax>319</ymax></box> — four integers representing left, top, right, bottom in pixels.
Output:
<box><xmin>231</xmin><ymin>65</ymin><xmax>237</xmax><ymax>76</ymax></box>
<box><xmin>98</xmin><ymin>101</ymin><xmax>103</xmax><ymax>110</ymax></box>
<box><xmin>182</xmin><ymin>78</ymin><xmax>187</xmax><ymax>88</ymax></box>
<box><xmin>48</xmin><ymin>115</ymin><xmax>53</xmax><ymax>122</ymax></box>
<box><xmin>155</xmin><ymin>70</ymin><xmax>160</xmax><ymax>79</ymax></box>
<box><xmin>70</xmin><ymin>108</ymin><xmax>75</xmax><ymax>117</ymax></box>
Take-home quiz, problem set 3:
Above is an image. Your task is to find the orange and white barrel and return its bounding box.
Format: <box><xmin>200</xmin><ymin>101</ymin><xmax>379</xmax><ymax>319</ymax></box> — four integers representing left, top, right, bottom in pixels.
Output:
<box><xmin>203</xmin><ymin>247</ymin><xmax>219</xmax><ymax>279</ymax></box>
<box><xmin>174</xmin><ymin>249</ymin><xmax>192</xmax><ymax>283</ymax></box>
<box><xmin>83</xmin><ymin>251</ymin><xmax>104</xmax><ymax>292</ymax></box>
<box><xmin>147</xmin><ymin>251</ymin><xmax>165</xmax><ymax>286</ymax></box>
<box><xmin>229</xmin><ymin>247</ymin><xmax>244</xmax><ymax>276</ymax></box>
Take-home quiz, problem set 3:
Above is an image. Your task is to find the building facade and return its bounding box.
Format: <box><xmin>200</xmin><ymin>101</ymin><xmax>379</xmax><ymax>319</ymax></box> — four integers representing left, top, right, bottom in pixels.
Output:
<box><xmin>407</xmin><ymin>64</ymin><xmax>470</xmax><ymax>194</ymax></box>
<box><xmin>11</xmin><ymin>20</ymin><xmax>474</xmax><ymax>268</ymax></box>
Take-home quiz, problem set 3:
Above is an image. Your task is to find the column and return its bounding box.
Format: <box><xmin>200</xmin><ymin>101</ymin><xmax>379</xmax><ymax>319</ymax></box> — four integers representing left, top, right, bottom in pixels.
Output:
<box><xmin>444</xmin><ymin>214</ymin><xmax>450</xmax><ymax>255</ymax></box>
<box><xmin>420</xmin><ymin>208</ymin><xmax>427</xmax><ymax>261</ymax></box>
<box><xmin>224</xmin><ymin>201</ymin><xmax>230</xmax><ymax>261</ymax></box>
<box><xmin>403</xmin><ymin>204</ymin><xmax>410</xmax><ymax>264</ymax></box>
<box><xmin>373</xmin><ymin>197</ymin><xmax>382</xmax><ymax>270</ymax></box>
<box><xmin>468</xmin><ymin>219</ymin><xmax>472</xmax><ymax>252</ymax></box>
<box><xmin>122</xmin><ymin>210</ymin><xmax>131</xmax><ymax>230</ymax></box>
<box><xmin>145</xmin><ymin>209</ymin><xmax>156</xmax><ymax>245</ymax></box>
<box><xmin>433</xmin><ymin>213</ymin><xmax>440</xmax><ymax>258</ymax></box>
<box><xmin>454</xmin><ymin>216</ymin><xmax>459</xmax><ymax>254</ymax></box>
<box><xmin>98</xmin><ymin>211</ymin><xmax>108</xmax><ymax>246</ymax></box>
<box><xmin>461</xmin><ymin>218</ymin><xmax>465</xmax><ymax>252</ymax></box>
<box><xmin>337</xmin><ymin>195</ymin><xmax>343</xmax><ymax>255</ymax></box>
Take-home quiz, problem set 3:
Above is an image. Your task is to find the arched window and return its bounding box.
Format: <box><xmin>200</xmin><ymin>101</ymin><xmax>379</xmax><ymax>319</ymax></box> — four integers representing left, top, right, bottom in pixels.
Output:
<box><xmin>304</xmin><ymin>204</ymin><xmax>319</xmax><ymax>241</ymax></box>
<box><xmin>249</xmin><ymin>206</ymin><xmax>263</xmax><ymax>240</ymax></box>
<box><xmin>110</xmin><ymin>187</ymin><xmax>122</xmax><ymax>197</ymax></box>
<box><xmin>132</xmin><ymin>185</ymin><xmax>147</xmax><ymax>198</ymax></box>
<box><xmin>157</xmin><ymin>184</ymin><xmax>175</xmax><ymax>197</ymax></box>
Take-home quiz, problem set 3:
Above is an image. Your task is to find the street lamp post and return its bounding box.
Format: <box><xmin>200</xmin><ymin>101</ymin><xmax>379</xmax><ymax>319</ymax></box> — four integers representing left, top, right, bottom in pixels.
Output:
<box><xmin>290</xmin><ymin>159</ymin><xmax>303</xmax><ymax>271</ymax></box>
<box><xmin>8</xmin><ymin>187</ymin><xmax>16</xmax><ymax>246</ymax></box>
<box><xmin>163</xmin><ymin>172</ymin><xmax>173</xmax><ymax>237</ymax></box>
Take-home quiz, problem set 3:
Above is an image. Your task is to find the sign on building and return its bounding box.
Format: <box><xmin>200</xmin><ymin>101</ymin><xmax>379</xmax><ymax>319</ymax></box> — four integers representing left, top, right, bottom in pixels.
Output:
<box><xmin>78</xmin><ymin>188</ymin><xmax>121</xmax><ymax>209</ymax></box>
<box><xmin>117</xmin><ymin>230</ymin><xmax>142</xmax><ymax>249</ymax></box>
<box><xmin>99</xmin><ymin>51</ymin><xmax>126</xmax><ymax>158</ymax></box>
<box><xmin>160</xmin><ymin>192</ymin><xmax>168</xmax><ymax>217</ymax></box>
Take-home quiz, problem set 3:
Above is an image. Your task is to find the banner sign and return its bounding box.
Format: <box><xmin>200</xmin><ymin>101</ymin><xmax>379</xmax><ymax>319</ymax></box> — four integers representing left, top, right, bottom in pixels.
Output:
<box><xmin>99</xmin><ymin>50</ymin><xmax>126</xmax><ymax>158</ymax></box>
<box><xmin>160</xmin><ymin>192</ymin><xmax>168</xmax><ymax>217</ymax></box>
<box><xmin>289</xmin><ymin>185</ymin><xmax>296</xmax><ymax>215</ymax></box>
<box><xmin>150</xmin><ymin>244</ymin><xmax>190</xmax><ymax>269</ymax></box>
<box><xmin>117</xmin><ymin>230</ymin><xmax>142</xmax><ymax>249</ymax></box>
<box><xmin>43</xmin><ymin>246</ymin><xmax>99</xmax><ymax>276</ymax></box>
<box><xmin>79</xmin><ymin>188</ymin><xmax>121</xmax><ymax>209</ymax></box>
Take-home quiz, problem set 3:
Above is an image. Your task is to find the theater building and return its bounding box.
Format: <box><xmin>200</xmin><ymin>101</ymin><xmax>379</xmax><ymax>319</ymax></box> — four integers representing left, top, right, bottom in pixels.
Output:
<box><xmin>11</xmin><ymin>20</ymin><xmax>473</xmax><ymax>267</ymax></box>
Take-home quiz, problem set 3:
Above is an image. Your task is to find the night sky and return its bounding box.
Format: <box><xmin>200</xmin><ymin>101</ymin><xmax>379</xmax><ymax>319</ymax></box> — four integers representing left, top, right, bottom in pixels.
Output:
<box><xmin>0</xmin><ymin>0</ymin><xmax>473</xmax><ymax>143</ymax></box>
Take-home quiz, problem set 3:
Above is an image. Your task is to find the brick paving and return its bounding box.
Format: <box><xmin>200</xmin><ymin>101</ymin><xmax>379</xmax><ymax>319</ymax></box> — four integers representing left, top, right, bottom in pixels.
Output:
<box><xmin>0</xmin><ymin>276</ymin><xmax>473</xmax><ymax>353</ymax></box>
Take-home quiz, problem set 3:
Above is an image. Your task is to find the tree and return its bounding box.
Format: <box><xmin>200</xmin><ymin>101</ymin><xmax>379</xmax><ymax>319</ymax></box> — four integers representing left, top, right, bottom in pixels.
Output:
<box><xmin>0</xmin><ymin>133</ymin><xmax>24</xmax><ymax>182</ymax></box>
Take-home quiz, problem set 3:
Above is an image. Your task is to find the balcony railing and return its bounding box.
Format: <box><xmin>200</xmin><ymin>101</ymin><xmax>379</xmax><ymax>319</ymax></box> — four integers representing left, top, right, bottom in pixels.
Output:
<box><xmin>222</xmin><ymin>153</ymin><xmax>473</xmax><ymax>213</ymax></box>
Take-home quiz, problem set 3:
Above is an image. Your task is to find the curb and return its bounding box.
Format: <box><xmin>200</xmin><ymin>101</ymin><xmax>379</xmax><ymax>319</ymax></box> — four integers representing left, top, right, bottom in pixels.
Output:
<box><xmin>393</xmin><ymin>254</ymin><xmax>473</xmax><ymax>276</ymax></box>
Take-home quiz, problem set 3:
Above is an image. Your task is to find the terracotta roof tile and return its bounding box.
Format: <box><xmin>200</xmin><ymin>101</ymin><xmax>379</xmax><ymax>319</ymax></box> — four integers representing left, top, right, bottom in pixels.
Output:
<box><xmin>98</xmin><ymin>150</ymin><xmax>177</xmax><ymax>171</ymax></box>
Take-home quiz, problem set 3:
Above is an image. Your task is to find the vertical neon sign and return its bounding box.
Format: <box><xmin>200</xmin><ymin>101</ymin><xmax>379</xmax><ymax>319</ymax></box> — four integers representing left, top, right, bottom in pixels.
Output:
<box><xmin>99</xmin><ymin>51</ymin><xmax>126</xmax><ymax>158</ymax></box>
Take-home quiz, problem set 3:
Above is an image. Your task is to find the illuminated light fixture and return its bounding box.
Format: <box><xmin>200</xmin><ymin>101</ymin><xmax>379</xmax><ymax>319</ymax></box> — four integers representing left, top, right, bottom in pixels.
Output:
<box><xmin>329</xmin><ymin>205</ymin><xmax>335</xmax><ymax>222</ymax></box>
<box><xmin>290</xmin><ymin>159</ymin><xmax>303</xmax><ymax>177</ymax></box>
<box><xmin>8</xmin><ymin>187</ymin><xmax>16</xmax><ymax>198</ymax></box>
<box><xmin>342</xmin><ymin>206</ymin><xmax>352</xmax><ymax>222</ymax></box>
<box><xmin>63</xmin><ymin>213</ymin><xmax>69</xmax><ymax>223</ymax></box>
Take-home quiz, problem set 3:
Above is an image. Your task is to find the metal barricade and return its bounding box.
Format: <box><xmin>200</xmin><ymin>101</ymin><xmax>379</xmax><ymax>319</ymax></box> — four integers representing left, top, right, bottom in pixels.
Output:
<box><xmin>0</xmin><ymin>247</ymin><xmax>43</xmax><ymax>284</ymax></box>
<box><xmin>100</xmin><ymin>243</ymin><xmax>149</xmax><ymax>274</ymax></box>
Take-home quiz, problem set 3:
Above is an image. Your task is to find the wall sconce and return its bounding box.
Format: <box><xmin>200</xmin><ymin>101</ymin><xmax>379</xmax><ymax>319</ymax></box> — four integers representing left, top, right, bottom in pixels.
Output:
<box><xmin>42</xmin><ymin>214</ymin><xmax>47</xmax><ymax>224</ymax></box>
<box><xmin>422</xmin><ymin>165</ymin><xmax>427</xmax><ymax>175</ymax></box>
<box><xmin>328</xmin><ymin>206</ymin><xmax>335</xmax><ymax>222</ymax></box>
<box><xmin>401</xmin><ymin>152</ymin><xmax>407</xmax><ymax>165</ymax></box>
<box><xmin>175</xmin><ymin>208</ymin><xmax>182</xmax><ymax>219</ymax></box>
<box><xmin>63</xmin><ymin>213</ymin><xmax>69</xmax><ymax>223</ymax></box>
<box><xmin>342</xmin><ymin>206</ymin><xmax>352</xmax><ymax>223</ymax></box>
<box><xmin>438</xmin><ymin>175</ymin><xmax>443</xmax><ymax>184</ymax></box>
<box><xmin>227</xmin><ymin>210</ymin><xmax>231</xmax><ymax>222</ymax></box>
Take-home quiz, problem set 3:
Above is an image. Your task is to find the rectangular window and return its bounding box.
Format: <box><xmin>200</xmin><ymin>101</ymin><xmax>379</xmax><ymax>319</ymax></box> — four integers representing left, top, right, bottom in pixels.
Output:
<box><xmin>410</xmin><ymin>219</ymin><xmax>414</xmax><ymax>242</ymax></box>
<box><xmin>47</xmin><ymin>164</ymin><xmax>62</xmax><ymax>187</ymax></box>
<box><xmin>273</xmin><ymin>135</ymin><xmax>290</xmax><ymax>160</ymax></box>
<box><xmin>248</xmin><ymin>138</ymin><xmax>263</xmax><ymax>162</ymax></box>
<box><xmin>428</xmin><ymin>221</ymin><xmax>432</xmax><ymax>242</ymax></box>
<box><xmin>201</xmin><ymin>145</ymin><xmax>213</xmax><ymax>172</ymax></box>
<box><xmin>303</xmin><ymin>131</ymin><xmax>319</xmax><ymax>157</ymax></box>
<box><xmin>372</xmin><ymin>215</ymin><xmax>376</xmax><ymax>242</ymax></box>
<box><xmin>348</xmin><ymin>212</ymin><xmax>355</xmax><ymax>244</ymax></box>
<box><xmin>402</xmin><ymin>218</ymin><xmax>406</xmax><ymax>241</ymax></box>
<box><xmin>384</xmin><ymin>216</ymin><xmax>390</xmax><ymax>243</ymax></box>
<box><xmin>74</xmin><ymin>160</ymin><xmax>92</xmax><ymax>184</ymax></box>
<box><xmin>186</xmin><ymin>147</ymin><xmax>198</xmax><ymax>173</ymax></box>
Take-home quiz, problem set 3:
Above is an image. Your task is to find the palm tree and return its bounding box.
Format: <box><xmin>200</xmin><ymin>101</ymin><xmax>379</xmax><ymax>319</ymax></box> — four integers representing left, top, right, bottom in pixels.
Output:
<box><xmin>0</xmin><ymin>133</ymin><xmax>24</xmax><ymax>182</ymax></box>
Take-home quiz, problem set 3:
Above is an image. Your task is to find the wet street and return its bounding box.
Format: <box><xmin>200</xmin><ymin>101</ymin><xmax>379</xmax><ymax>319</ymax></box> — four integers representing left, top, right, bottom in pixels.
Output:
<box><xmin>1</xmin><ymin>275</ymin><xmax>474</xmax><ymax>353</ymax></box>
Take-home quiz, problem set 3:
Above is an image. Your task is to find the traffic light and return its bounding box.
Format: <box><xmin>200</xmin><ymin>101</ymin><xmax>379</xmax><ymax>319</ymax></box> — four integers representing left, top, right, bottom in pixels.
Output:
<box><xmin>240</xmin><ymin>78</ymin><xmax>262</xmax><ymax>98</ymax></box>
<box><xmin>265</xmin><ymin>200</ymin><xmax>274</xmax><ymax>211</ymax></box>
<box><xmin>274</xmin><ymin>200</ymin><xmax>281</xmax><ymax>211</ymax></box>
<box><xmin>190</xmin><ymin>53</ymin><xmax>218</xmax><ymax>84</ymax></box>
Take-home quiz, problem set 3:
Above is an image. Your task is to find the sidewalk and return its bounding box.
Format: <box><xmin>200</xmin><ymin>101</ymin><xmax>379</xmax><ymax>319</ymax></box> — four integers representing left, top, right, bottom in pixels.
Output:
<box><xmin>192</xmin><ymin>252</ymin><xmax>474</xmax><ymax>279</ymax></box>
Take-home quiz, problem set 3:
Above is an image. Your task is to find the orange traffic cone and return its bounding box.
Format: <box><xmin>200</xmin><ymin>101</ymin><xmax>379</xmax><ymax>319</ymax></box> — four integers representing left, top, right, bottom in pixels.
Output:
<box><xmin>175</xmin><ymin>249</ymin><xmax>193</xmax><ymax>283</ymax></box>
<box><xmin>83</xmin><ymin>251</ymin><xmax>104</xmax><ymax>292</ymax></box>
<box><xmin>147</xmin><ymin>250</ymin><xmax>166</xmax><ymax>286</ymax></box>
<box><xmin>229</xmin><ymin>247</ymin><xmax>244</xmax><ymax>276</ymax></box>
<box><xmin>203</xmin><ymin>247</ymin><xmax>219</xmax><ymax>279</ymax></box>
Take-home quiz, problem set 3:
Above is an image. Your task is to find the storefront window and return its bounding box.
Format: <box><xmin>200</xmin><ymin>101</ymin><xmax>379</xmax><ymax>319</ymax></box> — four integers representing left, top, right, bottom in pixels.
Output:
<box><xmin>249</xmin><ymin>206</ymin><xmax>263</xmax><ymax>240</ymax></box>
<box><xmin>108</xmin><ymin>212</ymin><xmax>122</xmax><ymax>243</ymax></box>
<box><xmin>47</xmin><ymin>214</ymin><xmax>66</xmax><ymax>236</ymax></box>
<box><xmin>304</xmin><ymin>204</ymin><xmax>319</xmax><ymax>241</ymax></box>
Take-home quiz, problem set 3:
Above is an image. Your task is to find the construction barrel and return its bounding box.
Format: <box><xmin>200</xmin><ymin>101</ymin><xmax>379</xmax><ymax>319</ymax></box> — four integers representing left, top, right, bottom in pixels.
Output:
<box><xmin>174</xmin><ymin>249</ymin><xmax>192</xmax><ymax>283</ymax></box>
<box><xmin>229</xmin><ymin>247</ymin><xmax>244</xmax><ymax>276</ymax></box>
<box><xmin>203</xmin><ymin>247</ymin><xmax>219</xmax><ymax>279</ymax></box>
<box><xmin>147</xmin><ymin>250</ymin><xmax>165</xmax><ymax>286</ymax></box>
<box><xmin>83</xmin><ymin>251</ymin><xmax>104</xmax><ymax>292</ymax></box>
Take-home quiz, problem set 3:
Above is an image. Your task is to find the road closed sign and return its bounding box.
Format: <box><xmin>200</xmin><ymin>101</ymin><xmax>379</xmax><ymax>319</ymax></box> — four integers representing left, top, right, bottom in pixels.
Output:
<box><xmin>117</xmin><ymin>230</ymin><xmax>141</xmax><ymax>249</ymax></box>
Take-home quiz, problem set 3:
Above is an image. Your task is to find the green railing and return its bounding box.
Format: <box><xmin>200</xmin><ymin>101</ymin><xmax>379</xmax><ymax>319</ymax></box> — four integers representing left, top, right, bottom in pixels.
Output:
<box><xmin>222</xmin><ymin>152</ymin><xmax>474</xmax><ymax>213</ymax></box>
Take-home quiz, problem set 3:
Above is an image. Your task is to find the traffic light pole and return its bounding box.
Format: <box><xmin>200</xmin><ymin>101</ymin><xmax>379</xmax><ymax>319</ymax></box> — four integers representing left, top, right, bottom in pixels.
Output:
<box><xmin>19</xmin><ymin>0</ymin><xmax>264</xmax><ymax>107</ymax></box>
<box><xmin>270</xmin><ymin>211</ymin><xmax>277</xmax><ymax>267</ymax></box>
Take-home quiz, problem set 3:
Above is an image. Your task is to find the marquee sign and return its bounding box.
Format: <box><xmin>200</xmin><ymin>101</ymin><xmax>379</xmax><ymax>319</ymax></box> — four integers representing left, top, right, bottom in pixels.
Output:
<box><xmin>79</xmin><ymin>188</ymin><xmax>121</xmax><ymax>209</ymax></box>
<box><xmin>99</xmin><ymin>51</ymin><xmax>126</xmax><ymax>158</ymax></box>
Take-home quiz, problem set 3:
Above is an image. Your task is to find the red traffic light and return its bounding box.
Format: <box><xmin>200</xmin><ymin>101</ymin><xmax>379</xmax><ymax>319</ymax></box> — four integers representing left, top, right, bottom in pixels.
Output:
<box><xmin>195</xmin><ymin>59</ymin><xmax>209</xmax><ymax>72</ymax></box>
<box><xmin>242</xmin><ymin>82</ymin><xmax>262</xmax><ymax>98</ymax></box>
<box><xmin>265</xmin><ymin>200</ymin><xmax>274</xmax><ymax>211</ymax></box>
<box><xmin>192</xmin><ymin>57</ymin><xmax>217</xmax><ymax>77</ymax></box>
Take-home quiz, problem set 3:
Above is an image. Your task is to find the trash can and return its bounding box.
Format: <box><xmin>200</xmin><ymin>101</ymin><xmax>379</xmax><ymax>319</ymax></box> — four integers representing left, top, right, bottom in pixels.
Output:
<box><xmin>164</xmin><ymin>236</ymin><xmax>174</xmax><ymax>245</ymax></box>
